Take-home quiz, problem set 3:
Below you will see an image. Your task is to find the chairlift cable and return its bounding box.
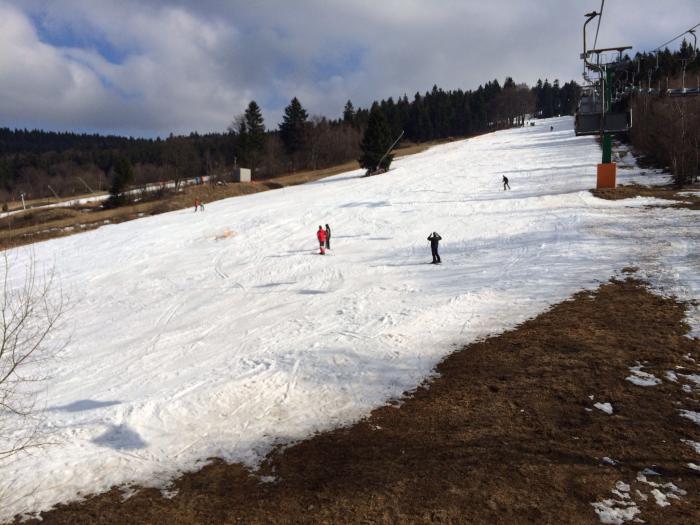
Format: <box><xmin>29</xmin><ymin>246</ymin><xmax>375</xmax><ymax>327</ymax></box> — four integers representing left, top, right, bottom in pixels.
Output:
<box><xmin>652</xmin><ymin>22</ymin><xmax>700</xmax><ymax>52</ymax></box>
<box><xmin>593</xmin><ymin>0</ymin><xmax>605</xmax><ymax>50</ymax></box>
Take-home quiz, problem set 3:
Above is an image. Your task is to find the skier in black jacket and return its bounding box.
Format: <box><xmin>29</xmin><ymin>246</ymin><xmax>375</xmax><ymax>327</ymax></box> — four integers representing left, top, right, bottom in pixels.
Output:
<box><xmin>325</xmin><ymin>224</ymin><xmax>331</xmax><ymax>250</ymax></box>
<box><xmin>427</xmin><ymin>232</ymin><xmax>442</xmax><ymax>264</ymax></box>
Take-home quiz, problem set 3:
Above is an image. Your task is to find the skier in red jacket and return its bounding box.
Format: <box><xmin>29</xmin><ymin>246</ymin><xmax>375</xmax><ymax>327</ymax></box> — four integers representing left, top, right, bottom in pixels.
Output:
<box><xmin>316</xmin><ymin>226</ymin><xmax>327</xmax><ymax>255</ymax></box>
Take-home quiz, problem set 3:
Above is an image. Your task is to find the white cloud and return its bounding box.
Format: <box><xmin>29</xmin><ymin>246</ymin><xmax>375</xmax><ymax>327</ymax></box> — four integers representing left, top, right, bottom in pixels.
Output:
<box><xmin>1</xmin><ymin>0</ymin><xmax>698</xmax><ymax>136</ymax></box>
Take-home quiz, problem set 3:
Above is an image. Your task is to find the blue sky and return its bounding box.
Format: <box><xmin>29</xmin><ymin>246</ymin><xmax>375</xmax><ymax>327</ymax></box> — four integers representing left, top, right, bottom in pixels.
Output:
<box><xmin>30</xmin><ymin>12</ymin><xmax>131</xmax><ymax>65</ymax></box>
<box><xmin>0</xmin><ymin>0</ymin><xmax>697</xmax><ymax>137</ymax></box>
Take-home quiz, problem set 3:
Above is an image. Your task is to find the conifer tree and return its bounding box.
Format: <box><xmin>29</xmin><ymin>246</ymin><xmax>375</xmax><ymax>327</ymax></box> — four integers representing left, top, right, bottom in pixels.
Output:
<box><xmin>107</xmin><ymin>157</ymin><xmax>134</xmax><ymax>207</ymax></box>
<box><xmin>241</xmin><ymin>100</ymin><xmax>265</xmax><ymax>171</ymax></box>
<box><xmin>343</xmin><ymin>100</ymin><xmax>356</xmax><ymax>125</ymax></box>
<box><xmin>245</xmin><ymin>101</ymin><xmax>265</xmax><ymax>146</ymax></box>
<box><xmin>279</xmin><ymin>97</ymin><xmax>308</xmax><ymax>155</ymax></box>
<box><xmin>359</xmin><ymin>105</ymin><xmax>394</xmax><ymax>173</ymax></box>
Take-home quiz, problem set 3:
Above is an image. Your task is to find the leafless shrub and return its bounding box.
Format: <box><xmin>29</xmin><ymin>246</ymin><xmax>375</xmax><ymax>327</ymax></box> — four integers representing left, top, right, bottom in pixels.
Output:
<box><xmin>0</xmin><ymin>251</ymin><xmax>65</xmax><ymax>461</ymax></box>
<box><xmin>630</xmin><ymin>93</ymin><xmax>700</xmax><ymax>186</ymax></box>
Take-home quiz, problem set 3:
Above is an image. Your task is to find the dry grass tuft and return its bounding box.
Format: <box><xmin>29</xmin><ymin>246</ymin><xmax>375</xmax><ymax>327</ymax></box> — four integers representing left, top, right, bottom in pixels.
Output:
<box><xmin>592</xmin><ymin>183</ymin><xmax>700</xmax><ymax>209</ymax></box>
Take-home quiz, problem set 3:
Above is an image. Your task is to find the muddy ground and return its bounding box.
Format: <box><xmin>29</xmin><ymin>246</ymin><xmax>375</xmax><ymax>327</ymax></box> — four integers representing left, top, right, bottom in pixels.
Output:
<box><xmin>12</xmin><ymin>277</ymin><xmax>700</xmax><ymax>524</ymax></box>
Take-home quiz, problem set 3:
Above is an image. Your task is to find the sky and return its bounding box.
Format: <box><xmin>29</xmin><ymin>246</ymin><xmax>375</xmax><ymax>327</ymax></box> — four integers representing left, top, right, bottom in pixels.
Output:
<box><xmin>0</xmin><ymin>0</ymin><xmax>698</xmax><ymax>137</ymax></box>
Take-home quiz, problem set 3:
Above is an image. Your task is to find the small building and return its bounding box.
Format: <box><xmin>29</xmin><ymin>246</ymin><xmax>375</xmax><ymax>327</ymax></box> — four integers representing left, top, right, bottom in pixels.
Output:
<box><xmin>232</xmin><ymin>168</ymin><xmax>251</xmax><ymax>183</ymax></box>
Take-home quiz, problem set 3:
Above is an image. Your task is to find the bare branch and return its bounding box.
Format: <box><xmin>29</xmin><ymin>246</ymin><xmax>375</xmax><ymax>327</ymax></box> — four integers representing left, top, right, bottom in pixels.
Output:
<box><xmin>0</xmin><ymin>249</ymin><xmax>65</xmax><ymax>465</ymax></box>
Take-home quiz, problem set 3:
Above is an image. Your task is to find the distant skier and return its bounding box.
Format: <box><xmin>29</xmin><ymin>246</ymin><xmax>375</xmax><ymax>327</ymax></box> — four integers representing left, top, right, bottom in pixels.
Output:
<box><xmin>427</xmin><ymin>232</ymin><xmax>442</xmax><ymax>264</ymax></box>
<box><xmin>325</xmin><ymin>224</ymin><xmax>331</xmax><ymax>250</ymax></box>
<box><xmin>194</xmin><ymin>198</ymin><xmax>200</xmax><ymax>212</ymax></box>
<box><xmin>502</xmin><ymin>175</ymin><xmax>510</xmax><ymax>191</ymax></box>
<box><xmin>550</xmin><ymin>125</ymin><xmax>554</xmax><ymax>131</ymax></box>
<box><xmin>199</xmin><ymin>201</ymin><xmax>205</xmax><ymax>212</ymax></box>
<box><xmin>317</xmin><ymin>226</ymin><xmax>327</xmax><ymax>255</ymax></box>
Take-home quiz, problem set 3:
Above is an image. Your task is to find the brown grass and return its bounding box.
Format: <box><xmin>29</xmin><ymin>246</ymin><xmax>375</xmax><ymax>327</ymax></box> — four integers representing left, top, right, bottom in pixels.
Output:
<box><xmin>592</xmin><ymin>183</ymin><xmax>700</xmax><ymax>210</ymax></box>
<box><xmin>0</xmin><ymin>140</ymin><xmax>443</xmax><ymax>251</ymax></box>
<box><xmin>15</xmin><ymin>278</ymin><xmax>700</xmax><ymax>524</ymax></box>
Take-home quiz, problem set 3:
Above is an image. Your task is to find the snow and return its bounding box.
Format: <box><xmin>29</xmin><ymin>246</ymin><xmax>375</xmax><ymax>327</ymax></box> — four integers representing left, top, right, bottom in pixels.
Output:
<box><xmin>591</xmin><ymin>499</ymin><xmax>640</xmax><ymax>524</ymax></box>
<box><xmin>595</xmin><ymin>468</ymin><xmax>689</xmax><ymax>524</ymax></box>
<box><xmin>626</xmin><ymin>365</ymin><xmax>662</xmax><ymax>387</ymax></box>
<box><xmin>680</xmin><ymin>373</ymin><xmax>700</xmax><ymax>386</ymax></box>
<box><xmin>594</xmin><ymin>402</ymin><xmax>614</xmax><ymax>415</ymax></box>
<box><xmin>681</xmin><ymin>439</ymin><xmax>700</xmax><ymax>454</ymax></box>
<box><xmin>611</xmin><ymin>481</ymin><xmax>631</xmax><ymax>499</ymax></box>
<box><xmin>1</xmin><ymin>116</ymin><xmax>698</xmax><ymax>521</ymax></box>
<box><xmin>615</xmin><ymin>481</ymin><xmax>630</xmax><ymax>493</ymax></box>
<box><xmin>650</xmin><ymin>488</ymin><xmax>672</xmax><ymax>507</ymax></box>
<box><xmin>680</xmin><ymin>410</ymin><xmax>700</xmax><ymax>425</ymax></box>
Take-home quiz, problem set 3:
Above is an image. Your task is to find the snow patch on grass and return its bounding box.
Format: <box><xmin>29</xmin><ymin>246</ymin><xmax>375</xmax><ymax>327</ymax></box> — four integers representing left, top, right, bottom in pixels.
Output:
<box><xmin>591</xmin><ymin>499</ymin><xmax>640</xmax><ymax>524</ymax></box>
<box><xmin>259</xmin><ymin>475</ymin><xmax>277</xmax><ymax>483</ymax></box>
<box><xmin>592</xmin><ymin>481</ymin><xmax>640</xmax><ymax>524</ymax></box>
<box><xmin>594</xmin><ymin>402</ymin><xmax>614</xmax><ymax>414</ymax></box>
<box><xmin>160</xmin><ymin>487</ymin><xmax>179</xmax><ymax>499</ymax></box>
<box><xmin>626</xmin><ymin>365</ymin><xmax>661</xmax><ymax>387</ymax></box>
<box><xmin>650</xmin><ymin>488</ymin><xmax>672</xmax><ymax>507</ymax></box>
<box><xmin>680</xmin><ymin>410</ymin><xmax>700</xmax><ymax>425</ymax></box>
<box><xmin>680</xmin><ymin>373</ymin><xmax>700</xmax><ymax>386</ymax></box>
<box><xmin>681</xmin><ymin>439</ymin><xmax>700</xmax><ymax>454</ymax></box>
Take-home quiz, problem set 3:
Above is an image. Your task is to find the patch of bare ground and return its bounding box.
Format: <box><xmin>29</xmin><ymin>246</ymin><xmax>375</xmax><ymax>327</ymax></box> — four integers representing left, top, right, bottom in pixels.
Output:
<box><xmin>0</xmin><ymin>140</ymin><xmax>443</xmax><ymax>250</ymax></box>
<box><xmin>592</xmin><ymin>183</ymin><xmax>700</xmax><ymax>210</ymax></box>
<box><xmin>14</xmin><ymin>278</ymin><xmax>700</xmax><ymax>524</ymax></box>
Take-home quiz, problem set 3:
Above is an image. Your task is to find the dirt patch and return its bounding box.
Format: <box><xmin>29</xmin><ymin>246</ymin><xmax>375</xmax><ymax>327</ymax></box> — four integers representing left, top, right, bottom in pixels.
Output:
<box><xmin>15</xmin><ymin>279</ymin><xmax>700</xmax><ymax>524</ymax></box>
<box><xmin>591</xmin><ymin>183</ymin><xmax>700</xmax><ymax>210</ymax></box>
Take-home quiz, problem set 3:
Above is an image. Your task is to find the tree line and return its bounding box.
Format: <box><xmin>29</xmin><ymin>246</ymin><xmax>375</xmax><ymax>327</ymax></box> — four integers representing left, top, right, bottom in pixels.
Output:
<box><xmin>0</xmin><ymin>77</ymin><xmax>579</xmax><ymax>202</ymax></box>
<box><xmin>626</xmin><ymin>39</ymin><xmax>700</xmax><ymax>186</ymax></box>
<box><xmin>628</xmin><ymin>39</ymin><xmax>700</xmax><ymax>90</ymax></box>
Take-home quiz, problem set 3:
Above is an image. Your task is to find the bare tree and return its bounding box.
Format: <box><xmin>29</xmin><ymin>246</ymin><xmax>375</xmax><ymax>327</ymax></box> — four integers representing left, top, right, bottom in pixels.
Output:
<box><xmin>0</xmin><ymin>251</ymin><xmax>65</xmax><ymax>461</ymax></box>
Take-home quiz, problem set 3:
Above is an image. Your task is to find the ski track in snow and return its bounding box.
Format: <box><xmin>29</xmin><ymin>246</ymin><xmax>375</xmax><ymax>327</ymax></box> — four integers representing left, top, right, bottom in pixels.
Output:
<box><xmin>1</xmin><ymin>117</ymin><xmax>698</xmax><ymax>520</ymax></box>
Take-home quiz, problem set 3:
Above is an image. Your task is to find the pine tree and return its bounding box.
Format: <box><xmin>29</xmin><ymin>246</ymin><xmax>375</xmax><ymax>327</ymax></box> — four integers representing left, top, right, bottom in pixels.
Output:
<box><xmin>279</xmin><ymin>97</ymin><xmax>308</xmax><ymax>155</ymax></box>
<box><xmin>343</xmin><ymin>100</ymin><xmax>356</xmax><ymax>125</ymax></box>
<box><xmin>241</xmin><ymin>100</ymin><xmax>265</xmax><ymax>171</ymax></box>
<box><xmin>107</xmin><ymin>157</ymin><xmax>134</xmax><ymax>207</ymax></box>
<box><xmin>244</xmin><ymin>101</ymin><xmax>265</xmax><ymax>147</ymax></box>
<box><xmin>359</xmin><ymin>105</ymin><xmax>394</xmax><ymax>173</ymax></box>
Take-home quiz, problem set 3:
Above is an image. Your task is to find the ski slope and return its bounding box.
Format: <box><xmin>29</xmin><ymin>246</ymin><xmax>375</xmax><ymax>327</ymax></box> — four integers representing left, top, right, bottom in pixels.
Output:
<box><xmin>1</xmin><ymin>117</ymin><xmax>698</xmax><ymax>520</ymax></box>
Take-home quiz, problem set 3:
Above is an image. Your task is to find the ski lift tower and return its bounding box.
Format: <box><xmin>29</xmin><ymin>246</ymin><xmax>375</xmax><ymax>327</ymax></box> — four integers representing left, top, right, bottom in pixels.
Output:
<box><xmin>578</xmin><ymin>10</ymin><xmax>632</xmax><ymax>189</ymax></box>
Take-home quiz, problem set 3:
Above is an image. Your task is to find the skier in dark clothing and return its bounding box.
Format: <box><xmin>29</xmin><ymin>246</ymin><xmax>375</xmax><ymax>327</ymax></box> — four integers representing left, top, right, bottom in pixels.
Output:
<box><xmin>325</xmin><ymin>224</ymin><xmax>331</xmax><ymax>250</ymax></box>
<box><xmin>427</xmin><ymin>232</ymin><xmax>442</xmax><ymax>264</ymax></box>
<box><xmin>502</xmin><ymin>175</ymin><xmax>510</xmax><ymax>190</ymax></box>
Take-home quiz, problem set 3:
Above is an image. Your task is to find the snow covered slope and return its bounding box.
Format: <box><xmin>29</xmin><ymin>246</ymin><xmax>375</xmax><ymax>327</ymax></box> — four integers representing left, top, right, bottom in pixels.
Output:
<box><xmin>1</xmin><ymin>117</ymin><xmax>698</xmax><ymax>520</ymax></box>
